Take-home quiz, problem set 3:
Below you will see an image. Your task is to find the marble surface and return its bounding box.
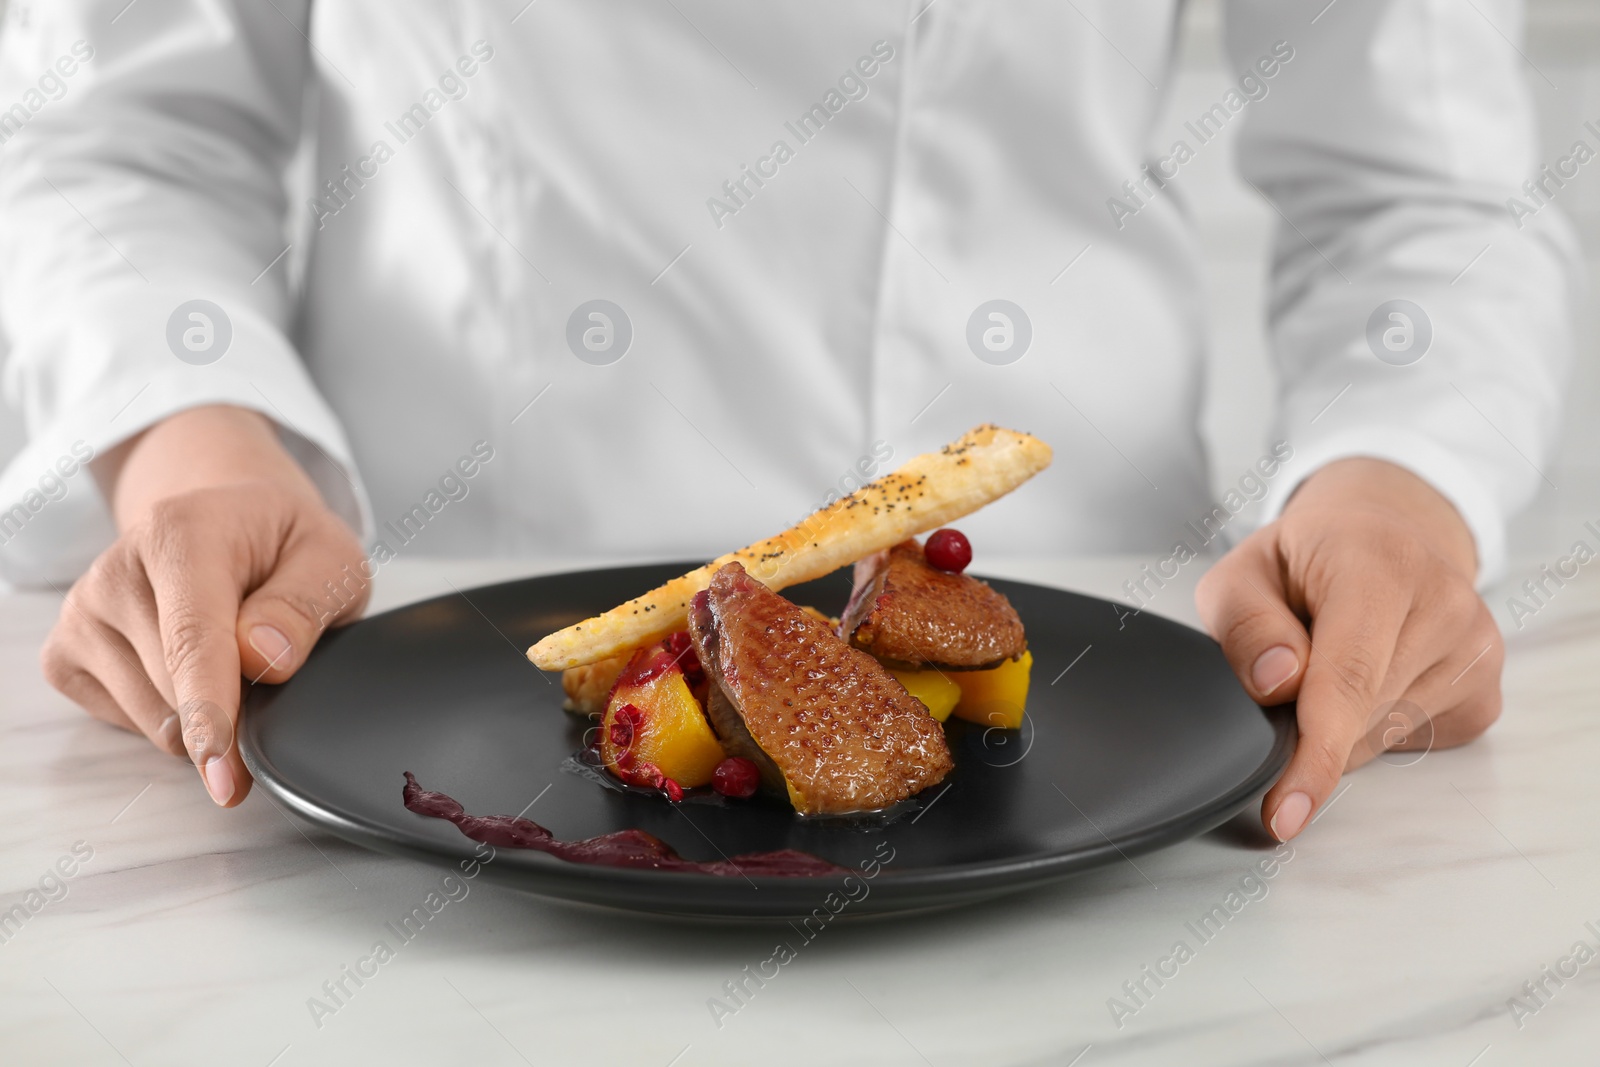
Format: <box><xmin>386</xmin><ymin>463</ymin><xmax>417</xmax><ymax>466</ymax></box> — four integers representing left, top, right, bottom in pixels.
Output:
<box><xmin>2</xmin><ymin>554</ymin><xmax>1598</xmax><ymax>1067</ymax></box>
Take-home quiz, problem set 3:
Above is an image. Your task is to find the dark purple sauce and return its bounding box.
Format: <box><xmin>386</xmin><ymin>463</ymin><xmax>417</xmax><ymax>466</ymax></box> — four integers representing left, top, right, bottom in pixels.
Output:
<box><xmin>401</xmin><ymin>773</ymin><xmax>846</xmax><ymax>877</ymax></box>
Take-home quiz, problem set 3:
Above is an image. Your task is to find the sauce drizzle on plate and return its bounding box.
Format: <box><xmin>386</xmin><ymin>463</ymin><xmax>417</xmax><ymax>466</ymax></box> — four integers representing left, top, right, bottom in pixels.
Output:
<box><xmin>402</xmin><ymin>773</ymin><xmax>846</xmax><ymax>877</ymax></box>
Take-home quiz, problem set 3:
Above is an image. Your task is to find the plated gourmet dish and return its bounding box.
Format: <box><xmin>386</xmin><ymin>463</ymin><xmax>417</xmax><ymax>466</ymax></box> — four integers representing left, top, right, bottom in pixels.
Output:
<box><xmin>527</xmin><ymin>423</ymin><xmax>1053</xmax><ymax>816</ymax></box>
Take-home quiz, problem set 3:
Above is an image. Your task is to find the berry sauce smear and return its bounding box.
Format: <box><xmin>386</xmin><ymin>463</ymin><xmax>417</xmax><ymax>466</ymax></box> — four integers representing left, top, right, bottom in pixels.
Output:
<box><xmin>401</xmin><ymin>772</ymin><xmax>846</xmax><ymax>877</ymax></box>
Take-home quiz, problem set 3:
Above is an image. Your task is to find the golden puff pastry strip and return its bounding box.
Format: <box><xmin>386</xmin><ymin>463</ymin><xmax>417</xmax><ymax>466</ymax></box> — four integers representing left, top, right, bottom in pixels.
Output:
<box><xmin>528</xmin><ymin>424</ymin><xmax>1052</xmax><ymax>672</ymax></box>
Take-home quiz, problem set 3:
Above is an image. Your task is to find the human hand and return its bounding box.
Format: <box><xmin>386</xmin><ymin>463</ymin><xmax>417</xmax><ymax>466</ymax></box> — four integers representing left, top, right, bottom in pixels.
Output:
<box><xmin>1195</xmin><ymin>458</ymin><xmax>1502</xmax><ymax>841</ymax></box>
<box><xmin>40</xmin><ymin>406</ymin><xmax>368</xmax><ymax>806</ymax></box>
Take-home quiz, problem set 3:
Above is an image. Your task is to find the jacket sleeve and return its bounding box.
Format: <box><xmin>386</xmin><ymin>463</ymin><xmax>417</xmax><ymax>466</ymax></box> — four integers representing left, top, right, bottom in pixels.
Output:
<box><xmin>0</xmin><ymin>0</ymin><xmax>369</xmax><ymax>586</ymax></box>
<box><xmin>1222</xmin><ymin>0</ymin><xmax>1582</xmax><ymax>582</ymax></box>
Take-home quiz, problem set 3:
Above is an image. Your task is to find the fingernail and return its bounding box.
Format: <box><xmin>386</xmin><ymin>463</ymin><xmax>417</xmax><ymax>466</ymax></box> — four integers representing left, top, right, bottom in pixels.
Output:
<box><xmin>1251</xmin><ymin>645</ymin><xmax>1299</xmax><ymax>697</ymax></box>
<box><xmin>249</xmin><ymin>625</ymin><xmax>294</xmax><ymax>673</ymax></box>
<box><xmin>178</xmin><ymin>699</ymin><xmax>236</xmax><ymax>803</ymax></box>
<box><xmin>202</xmin><ymin>757</ymin><xmax>235</xmax><ymax>806</ymax></box>
<box><xmin>1270</xmin><ymin>791</ymin><xmax>1313</xmax><ymax>841</ymax></box>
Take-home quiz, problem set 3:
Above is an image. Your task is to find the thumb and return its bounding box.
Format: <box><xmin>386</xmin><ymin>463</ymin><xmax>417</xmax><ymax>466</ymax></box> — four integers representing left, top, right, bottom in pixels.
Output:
<box><xmin>1195</xmin><ymin>539</ymin><xmax>1313</xmax><ymax>707</ymax></box>
<box><xmin>237</xmin><ymin>518</ymin><xmax>371</xmax><ymax>685</ymax></box>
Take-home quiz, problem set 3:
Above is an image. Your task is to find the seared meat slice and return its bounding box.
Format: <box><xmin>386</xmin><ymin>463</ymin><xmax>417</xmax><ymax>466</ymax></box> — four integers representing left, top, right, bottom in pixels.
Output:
<box><xmin>688</xmin><ymin>562</ymin><xmax>952</xmax><ymax>815</ymax></box>
<box><xmin>839</xmin><ymin>539</ymin><xmax>1025</xmax><ymax>670</ymax></box>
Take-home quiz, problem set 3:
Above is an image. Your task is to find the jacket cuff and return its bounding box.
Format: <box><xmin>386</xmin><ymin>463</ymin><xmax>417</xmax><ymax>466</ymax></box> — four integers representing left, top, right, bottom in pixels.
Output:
<box><xmin>1258</xmin><ymin>425</ymin><xmax>1506</xmax><ymax>586</ymax></box>
<box><xmin>0</xmin><ymin>297</ymin><xmax>370</xmax><ymax>587</ymax></box>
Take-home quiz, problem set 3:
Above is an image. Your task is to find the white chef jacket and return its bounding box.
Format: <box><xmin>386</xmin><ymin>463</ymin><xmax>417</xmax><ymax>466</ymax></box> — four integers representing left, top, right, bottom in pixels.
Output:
<box><xmin>0</xmin><ymin>0</ymin><xmax>1579</xmax><ymax>588</ymax></box>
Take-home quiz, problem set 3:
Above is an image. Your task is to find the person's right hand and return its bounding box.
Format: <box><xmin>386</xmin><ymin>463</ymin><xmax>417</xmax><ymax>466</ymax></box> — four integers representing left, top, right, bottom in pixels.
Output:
<box><xmin>40</xmin><ymin>405</ymin><xmax>368</xmax><ymax>806</ymax></box>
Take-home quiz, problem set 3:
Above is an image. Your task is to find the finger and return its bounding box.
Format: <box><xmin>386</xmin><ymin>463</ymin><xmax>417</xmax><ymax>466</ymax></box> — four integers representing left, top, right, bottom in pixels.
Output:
<box><xmin>1399</xmin><ymin>670</ymin><xmax>1503</xmax><ymax>756</ymax></box>
<box><xmin>1264</xmin><ymin>579</ymin><xmax>1412</xmax><ymax>841</ymax></box>
<box><xmin>1351</xmin><ymin>680</ymin><xmax>1501</xmax><ymax>773</ymax></box>
<box><xmin>1426</xmin><ymin>625</ymin><xmax>1505</xmax><ymax>747</ymax></box>
<box><xmin>237</xmin><ymin>519</ymin><xmax>369</xmax><ymax>685</ymax></box>
<box><xmin>1195</xmin><ymin>538</ymin><xmax>1313</xmax><ymax>706</ymax></box>
<box><xmin>42</xmin><ymin>643</ymin><xmax>138</xmax><ymax>734</ymax></box>
<box><xmin>61</xmin><ymin>620</ymin><xmax>184</xmax><ymax>757</ymax></box>
<box><xmin>138</xmin><ymin>500</ymin><xmax>252</xmax><ymax>807</ymax></box>
<box><xmin>1349</xmin><ymin>601</ymin><xmax>1503</xmax><ymax>770</ymax></box>
<box><xmin>90</xmin><ymin>547</ymin><xmax>180</xmax><ymax>711</ymax></box>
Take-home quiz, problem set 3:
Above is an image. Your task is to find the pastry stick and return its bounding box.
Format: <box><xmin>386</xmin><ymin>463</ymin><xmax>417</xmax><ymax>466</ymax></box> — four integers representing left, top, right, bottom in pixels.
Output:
<box><xmin>527</xmin><ymin>424</ymin><xmax>1053</xmax><ymax>671</ymax></box>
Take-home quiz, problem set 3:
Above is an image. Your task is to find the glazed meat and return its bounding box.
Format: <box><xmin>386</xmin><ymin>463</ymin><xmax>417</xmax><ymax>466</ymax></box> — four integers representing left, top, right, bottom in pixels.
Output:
<box><xmin>839</xmin><ymin>539</ymin><xmax>1025</xmax><ymax>670</ymax></box>
<box><xmin>688</xmin><ymin>562</ymin><xmax>952</xmax><ymax>815</ymax></box>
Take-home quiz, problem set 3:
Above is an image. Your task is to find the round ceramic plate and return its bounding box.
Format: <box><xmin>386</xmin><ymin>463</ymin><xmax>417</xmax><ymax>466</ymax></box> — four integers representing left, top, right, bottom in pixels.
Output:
<box><xmin>241</xmin><ymin>563</ymin><xmax>1293</xmax><ymax>919</ymax></box>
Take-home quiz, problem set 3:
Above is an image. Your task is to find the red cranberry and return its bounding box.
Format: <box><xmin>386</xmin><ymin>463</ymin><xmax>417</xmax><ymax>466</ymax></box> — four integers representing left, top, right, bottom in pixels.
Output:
<box><xmin>712</xmin><ymin>757</ymin><xmax>761</xmax><ymax>799</ymax></box>
<box><xmin>625</xmin><ymin>646</ymin><xmax>674</xmax><ymax>686</ymax></box>
<box><xmin>662</xmin><ymin>630</ymin><xmax>693</xmax><ymax>659</ymax></box>
<box><xmin>616</xmin><ymin>759</ymin><xmax>684</xmax><ymax>801</ymax></box>
<box><xmin>608</xmin><ymin>703</ymin><xmax>643</xmax><ymax>750</ymax></box>
<box><xmin>662</xmin><ymin>630</ymin><xmax>705</xmax><ymax>690</ymax></box>
<box><xmin>924</xmin><ymin>528</ymin><xmax>972</xmax><ymax>573</ymax></box>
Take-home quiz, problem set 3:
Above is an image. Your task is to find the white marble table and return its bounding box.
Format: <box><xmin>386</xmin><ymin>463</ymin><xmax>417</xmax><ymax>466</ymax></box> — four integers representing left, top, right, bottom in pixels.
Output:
<box><xmin>1</xmin><ymin>554</ymin><xmax>1596</xmax><ymax>1066</ymax></box>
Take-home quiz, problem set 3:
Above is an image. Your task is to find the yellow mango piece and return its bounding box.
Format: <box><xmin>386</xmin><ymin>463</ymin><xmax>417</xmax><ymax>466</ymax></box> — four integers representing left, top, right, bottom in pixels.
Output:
<box><xmin>603</xmin><ymin>664</ymin><xmax>726</xmax><ymax>787</ymax></box>
<box><xmin>950</xmin><ymin>649</ymin><xmax>1032</xmax><ymax>730</ymax></box>
<box><xmin>889</xmin><ymin>667</ymin><xmax>963</xmax><ymax>723</ymax></box>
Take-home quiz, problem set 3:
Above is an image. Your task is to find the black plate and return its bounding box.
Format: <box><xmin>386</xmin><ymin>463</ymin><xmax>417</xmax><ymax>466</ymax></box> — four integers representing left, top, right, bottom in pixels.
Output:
<box><xmin>241</xmin><ymin>563</ymin><xmax>1293</xmax><ymax>919</ymax></box>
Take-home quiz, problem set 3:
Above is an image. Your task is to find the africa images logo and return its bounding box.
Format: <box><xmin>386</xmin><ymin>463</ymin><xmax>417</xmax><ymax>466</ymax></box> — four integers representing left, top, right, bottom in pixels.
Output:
<box><xmin>705</xmin><ymin>41</ymin><xmax>896</xmax><ymax>230</ymax></box>
<box><xmin>566</xmin><ymin>300</ymin><xmax>633</xmax><ymax>366</ymax></box>
<box><xmin>166</xmin><ymin>300</ymin><xmax>233</xmax><ymax>365</ymax></box>
<box><xmin>966</xmin><ymin>300</ymin><xmax>1032</xmax><ymax>365</ymax></box>
<box><xmin>1365</xmin><ymin>299</ymin><xmax>1431</xmax><ymax>367</ymax></box>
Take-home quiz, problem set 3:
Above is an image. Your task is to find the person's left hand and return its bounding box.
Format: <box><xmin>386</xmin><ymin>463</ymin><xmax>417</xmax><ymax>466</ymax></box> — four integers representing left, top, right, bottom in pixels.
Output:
<box><xmin>1195</xmin><ymin>457</ymin><xmax>1503</xmax><ymax>841</ymax></box>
